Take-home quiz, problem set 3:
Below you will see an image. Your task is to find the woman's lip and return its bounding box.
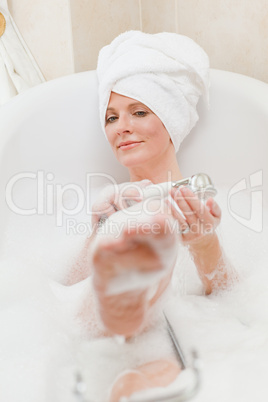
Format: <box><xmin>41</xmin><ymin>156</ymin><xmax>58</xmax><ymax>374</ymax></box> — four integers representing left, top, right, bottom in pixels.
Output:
<box><xmin>118</xmin><ymin>142</ymin><xmax>143</xmax><ymax>150</ymax></box>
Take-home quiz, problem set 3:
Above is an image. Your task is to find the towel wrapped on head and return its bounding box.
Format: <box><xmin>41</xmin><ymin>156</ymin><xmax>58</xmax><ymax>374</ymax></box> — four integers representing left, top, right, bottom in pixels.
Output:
<box><xmin>97</xmin><ymin>30</ymin><xmax>210</xmax><ymax>152</ymax></box>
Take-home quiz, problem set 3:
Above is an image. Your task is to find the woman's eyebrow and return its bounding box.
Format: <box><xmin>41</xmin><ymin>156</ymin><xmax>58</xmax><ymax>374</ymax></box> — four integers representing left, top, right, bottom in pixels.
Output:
<box><xmin>129</xmin><ymin>102</ymin><xmax>144</xmax><ymax>107</ymax></box>
<box><xmin>106</xmin><ymin>102</ymin><xmax>145</xmax><ymax>112</ymax></box>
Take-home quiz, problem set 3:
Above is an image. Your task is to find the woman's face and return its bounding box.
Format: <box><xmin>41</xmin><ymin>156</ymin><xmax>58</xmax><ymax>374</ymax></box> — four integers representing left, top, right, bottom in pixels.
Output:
<box><xmin>105</xmin><ymin>92</ymin><xmax>173</xmax><ymax>169</ymax></box>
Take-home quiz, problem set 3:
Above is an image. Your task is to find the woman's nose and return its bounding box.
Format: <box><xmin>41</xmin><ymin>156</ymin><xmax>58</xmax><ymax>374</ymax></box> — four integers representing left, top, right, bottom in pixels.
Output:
<box><xmin>116</xmin><ymin>114</ymin><xmax>133</xmax><ymax>135</ymax></box>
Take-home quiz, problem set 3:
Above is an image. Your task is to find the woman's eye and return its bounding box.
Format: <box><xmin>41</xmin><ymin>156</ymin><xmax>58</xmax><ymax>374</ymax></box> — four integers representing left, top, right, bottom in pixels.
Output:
<box><xmin>135</xmin><ymin>111</ymin><xmax>147</xmax><ymax>117</ymax></box>
<box><xmin>106</xmin><ymin>116</ymin><xmax>117</xmax><ymax>124</ymax></box>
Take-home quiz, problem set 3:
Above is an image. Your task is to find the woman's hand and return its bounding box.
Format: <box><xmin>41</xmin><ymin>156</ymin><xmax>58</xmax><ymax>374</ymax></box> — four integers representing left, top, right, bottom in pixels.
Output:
<box><xmin>167</xmin><ymin>185</ymin><xmax>231</xmax><ymax>294</ymax></box>
<box><xmin>168</xmin><ymin>185</ymin><xmax>221</xmax><ymax>246</ymax></box>
<box><xmin>91</xmin><ymin>179</ymin><xmax>152</xmax><ymax>227</ymax></box>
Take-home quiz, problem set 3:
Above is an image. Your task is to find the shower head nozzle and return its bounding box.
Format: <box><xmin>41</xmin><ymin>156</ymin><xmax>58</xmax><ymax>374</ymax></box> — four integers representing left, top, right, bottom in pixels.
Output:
<box><xmin>172</xmin><ymin>173</ymin><xmax>217</xmax><ymax>200</ymax></box>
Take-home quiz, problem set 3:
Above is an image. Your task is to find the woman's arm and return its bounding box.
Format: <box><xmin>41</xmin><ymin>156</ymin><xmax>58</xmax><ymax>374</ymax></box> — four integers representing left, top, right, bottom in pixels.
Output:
<box><xmin>65</xmin><ymin>233</ymin><xmax>96</xmax><ymax>286</ymax></box>
<box><xmin>188</xmin><ymin>233</ymin><xmax>229</xmax><ymax>295</ymax></box>
<box><xmin>169</xmin><ymin>185</ymin><xmax>237</xmax><ymax>294</ymax></box>
<box><xmin>65</xmin><ymin>180</ymin><xmax>153</xmax><ymax>286</ymax></box>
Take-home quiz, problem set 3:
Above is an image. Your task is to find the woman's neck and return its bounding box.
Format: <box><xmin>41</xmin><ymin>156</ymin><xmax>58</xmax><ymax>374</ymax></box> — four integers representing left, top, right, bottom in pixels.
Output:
<box><xmin>128</xmin><ymin>155</ymin><xmax>183</xmax><ymax>184</ymax></box>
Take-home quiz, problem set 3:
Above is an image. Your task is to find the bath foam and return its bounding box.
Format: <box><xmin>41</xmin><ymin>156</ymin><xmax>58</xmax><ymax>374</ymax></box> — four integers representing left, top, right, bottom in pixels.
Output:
<box><xmin>0</xmin><ymin>185</ymin><xmax>267</xmax><ymax>401</ymax></box>
<box><xmin>91</xmin><ymin>200</ymin><xmax>179</xmax><ymax>296</ymax></box>
<box><xmin>124</xmin><ymin>367</ymin><xmax>196</xmax><ymax>402</ymax></box>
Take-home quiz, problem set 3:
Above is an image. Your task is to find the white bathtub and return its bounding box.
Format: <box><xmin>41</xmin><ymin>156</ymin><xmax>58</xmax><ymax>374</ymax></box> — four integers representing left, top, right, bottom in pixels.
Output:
<box><xmin>0</xmin><ymin>70</ymin><xmax>268</xmax><ymax>402</ymax></box>
<box><xmin>0</xmin><ymin>68</ymin><xmax>267</xmax><ymax>245</ymax></box>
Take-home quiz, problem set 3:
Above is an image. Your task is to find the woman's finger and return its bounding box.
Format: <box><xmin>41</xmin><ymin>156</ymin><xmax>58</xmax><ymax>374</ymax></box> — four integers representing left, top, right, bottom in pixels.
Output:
<box><xmin>171</xmin><ymin>186</ymin><xmax>222</xmax><ymax>237</ymax></box>
<box><xmin>91</xmin><ymin>201</ymin><xmax>116</xmax><ymax>225</ymax></box>
<box><xmin>170</xmin><ymin>187</ymin><xmax>197</xmax><ymax>226</ymax></box>
<box><xmin>178</xmin><ymin>186</ymin><xmax>215</xmax><ymax>224</ymax></box>
<box><xmin>165</xmin><ymin>197</ymin><xmax>189</xmax><ymax>232</ymax></box>
<box><xmin>206</xmin><ymin>198</ymin><xmax>221</xmax><ymax>219</ymax></box>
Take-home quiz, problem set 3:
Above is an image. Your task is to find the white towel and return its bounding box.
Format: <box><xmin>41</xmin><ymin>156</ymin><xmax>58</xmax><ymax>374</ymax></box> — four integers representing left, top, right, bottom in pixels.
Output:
<box><xmin>97</xmin><ymin>30</ymin><xmax>210</xmax><ymax>152</ymax></box>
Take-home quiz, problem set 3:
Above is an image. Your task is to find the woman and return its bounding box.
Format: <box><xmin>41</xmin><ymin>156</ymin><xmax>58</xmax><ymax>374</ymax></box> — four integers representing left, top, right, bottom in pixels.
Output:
<box><xmin>69</xmin><ymin>31</ymin><xmax>232</xmax><ymax>401</ymax></box>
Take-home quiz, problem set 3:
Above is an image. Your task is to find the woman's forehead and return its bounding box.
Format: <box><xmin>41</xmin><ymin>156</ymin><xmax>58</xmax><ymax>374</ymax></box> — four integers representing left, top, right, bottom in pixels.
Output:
<box><xmin>107</xmin><ymin>92</ymin><xmax>149</xmax><ymax>110</ymax></box>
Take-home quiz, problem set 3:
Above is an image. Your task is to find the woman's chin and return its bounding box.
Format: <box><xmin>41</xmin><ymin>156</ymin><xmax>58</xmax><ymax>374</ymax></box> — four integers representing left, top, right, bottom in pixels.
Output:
<box><xmin>116</xmin><ymin>149</ymin><xmax>149</xmax><ymax>168</ymax></box>
<box><xmin>117</xmin><ymin>155</ymin><xmax>148</xmax><ymax>169</ymax></box>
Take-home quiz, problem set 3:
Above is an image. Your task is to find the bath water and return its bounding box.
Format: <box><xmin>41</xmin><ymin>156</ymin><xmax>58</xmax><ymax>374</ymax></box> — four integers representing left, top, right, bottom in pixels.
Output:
<box><xmin>0</xmin><ymin>185</ymin><xmax>267</xmax><ymax>402</ymax></box>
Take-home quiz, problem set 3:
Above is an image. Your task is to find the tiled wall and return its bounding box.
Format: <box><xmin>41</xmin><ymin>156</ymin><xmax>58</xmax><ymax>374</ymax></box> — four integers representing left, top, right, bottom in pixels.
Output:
<box><xmin>7</xmin><ymin>0</ymin><xmax>268</xmax><ymax>83</ymax></box>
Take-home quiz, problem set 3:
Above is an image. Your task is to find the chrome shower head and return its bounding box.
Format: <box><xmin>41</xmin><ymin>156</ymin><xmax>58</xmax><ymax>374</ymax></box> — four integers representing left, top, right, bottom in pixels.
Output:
<box><xmin>124</xmin><ymin>173</ymin><xmax>217</xmax><ymax>210</ymax></box>
<box><xmin>172</xmin><ymin>173</ymin><xmax>217</xmax><ymax>200</ymax></box>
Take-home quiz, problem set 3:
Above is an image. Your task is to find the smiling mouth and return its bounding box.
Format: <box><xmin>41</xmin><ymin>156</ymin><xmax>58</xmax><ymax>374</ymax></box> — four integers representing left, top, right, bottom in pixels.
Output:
<box><xmin>118</xmin><ymin>141</ymin><xmax>143</xmax><ymax>149</ymax></box>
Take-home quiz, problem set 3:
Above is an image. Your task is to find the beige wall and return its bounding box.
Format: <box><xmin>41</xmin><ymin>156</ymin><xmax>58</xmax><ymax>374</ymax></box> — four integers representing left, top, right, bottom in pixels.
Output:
<box><xmin>8</xmin><ymin>0</ymin><xmax>74</xmax><ymax>81</ymax></box>
<box><xmin>140</xmin><ymin>0</ymin><xmax>177</xmax><ymax>33</ymax></box>
<box><xmin>7</xmin><ymin>0</ymin><xmax>268</xmax><ymax>83</ymax></box>
<box><xmin>175</xmin><ymin>0</ymin><xmax>268</xmax><ymax>84</ymax></box>
<box><xmin>70</xmin><ymin>0</ymin><xmax>140</xmax><ymax>72</ymax></box>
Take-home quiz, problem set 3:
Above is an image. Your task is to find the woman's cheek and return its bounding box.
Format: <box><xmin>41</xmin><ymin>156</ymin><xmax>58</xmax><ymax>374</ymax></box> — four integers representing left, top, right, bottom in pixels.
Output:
<box><xmin>106</xmin><ymin>130</ymin><xmax>116</xmax><ymax>148</ymax></box>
